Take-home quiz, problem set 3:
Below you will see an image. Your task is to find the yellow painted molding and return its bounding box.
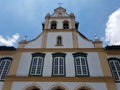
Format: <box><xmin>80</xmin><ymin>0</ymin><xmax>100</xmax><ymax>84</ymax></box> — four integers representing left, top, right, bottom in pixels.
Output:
<box><xmin>6</xmin><ymin>76</ymin><xmax>114</xmax><ymax>82</ymax></box>
<box><xmin>0</xmin><ymin>51</ymin><xmax>15</xmax><ymax>55</ymax></box>
<box><xmin>98</xmin><ymin>51</ymin><xmax>112</xmax><ymax>77</ymax></box>
<box><xmin>47</xmin><ymin>16</ymin><xmax>73</xmax><ymax>19</ymax></box>
<box><xmin>41</xmin><ymin>31</ymin><xmax>47</xmax><ymax>48</ymax></box>
<box><xmin>106</xmin><ymin>82</ymin><xmax>117</xmax><ymax>90</ymax></box>
<box><xmin>8</xmin><ymin>52</ymin><xmax>22</xmax><ymax>75</ymax></box>
<box><xmin>72</xmin><ymin>31</ymin><xmax>78</xmax><ymax>48</ymax></box>
<box><xmin>94</xmin><ymin>41</ymin><xmax>103</xmax><ymax>48</ymax></box>
<box><xmin>43</xmin><ymin>29</ymin><xmax>76</xmax><ymax>32</ymax></box>
<box><xmin>106</xmin><ymin>50</ymin><xmax>120</xmax><ymax>55</ymax></box>
<box><xmin>2</xmin><ymin>81</ymin><xmax>12</xmax><ymax>90</ymax></box>
<box><xmin>15</xmin><ymin>48</ymin><xmax>105</xmax><ymax>52</ymax></box>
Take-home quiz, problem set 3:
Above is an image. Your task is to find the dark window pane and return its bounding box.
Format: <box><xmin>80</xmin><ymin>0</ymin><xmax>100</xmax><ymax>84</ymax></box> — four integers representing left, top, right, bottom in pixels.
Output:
<box><xmin>30</xmin><ymin>56</ymin><xmax>44</xmax><ymax>75</ymax></box>
<box><xmin>75</xmin><ymin>56</ymin><xmax>88</xmax><ymax>76</ymax></box>
<box><xmin>0</xmin><ymin>59</ymin><xmax>11</xmax><ymax>80</ymax></box>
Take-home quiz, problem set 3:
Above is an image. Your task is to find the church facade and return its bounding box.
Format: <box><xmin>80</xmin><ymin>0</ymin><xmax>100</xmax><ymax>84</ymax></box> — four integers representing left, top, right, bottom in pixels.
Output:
<box><xmin>0</xmin><ymin>7</ymin><xmax>120</xmax><ymax>90</ymax></box>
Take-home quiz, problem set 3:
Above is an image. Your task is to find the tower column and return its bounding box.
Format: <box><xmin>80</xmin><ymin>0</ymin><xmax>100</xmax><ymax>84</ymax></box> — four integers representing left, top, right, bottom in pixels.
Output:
<box><xmin>98</xmin><ymin>51</ymin><xmax>112</xmax><ymax>76</ymax></box>
<box><xmin>72</xmin><ymin>31</ymin><xmax>78</xmax><ymax>48</ymax></box>
<box><xmin>2</xmin><ymin>51</ymin><xmax>22</xmax><ymax>90</ymax></box>
<box><xmin>41</xmin><ymin>31</ymin><xmax>48</xmax><ymax>48</ymax></box>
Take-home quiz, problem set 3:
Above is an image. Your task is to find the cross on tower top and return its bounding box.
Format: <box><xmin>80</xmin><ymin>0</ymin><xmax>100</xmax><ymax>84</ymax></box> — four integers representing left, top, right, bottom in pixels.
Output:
<box><xmin>58</xmin><ymin>2</ymin><xmax>63</xmax><ymax>7</ymax></box>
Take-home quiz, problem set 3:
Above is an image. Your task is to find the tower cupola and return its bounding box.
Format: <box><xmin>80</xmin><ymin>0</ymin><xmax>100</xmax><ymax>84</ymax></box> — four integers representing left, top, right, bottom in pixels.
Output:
<box><xmin>43</xmin><ymin>7</ymin><xmax>79</xmax><ymax>30</ymax></box>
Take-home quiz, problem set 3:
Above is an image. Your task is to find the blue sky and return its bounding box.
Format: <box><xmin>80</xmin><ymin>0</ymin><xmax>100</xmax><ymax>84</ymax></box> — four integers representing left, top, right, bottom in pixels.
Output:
<box><xmin>0</xmin><ymin>0</ymin><xmax>120</xmax><ymax>47</ymax></box>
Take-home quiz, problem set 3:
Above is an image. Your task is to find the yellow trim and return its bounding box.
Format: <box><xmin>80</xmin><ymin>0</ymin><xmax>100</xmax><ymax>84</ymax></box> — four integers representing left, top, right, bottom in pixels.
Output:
<box><xmin>98</xmin><ymin>51</ymin><xmax>112</xmax><ymax>77</ymax></box>
<box><xmin>43</xmin><ymin>29</ymin><xmax>75</xmax><ymax>32</ymax></box>
<box><xmin>16</xmin><ymin>48</ymin><xmax>105</xmax><ymax>52</ymax></box>
<box><xmin>106</xmin><ymin>82</ymin><xmax>117</xmax><ymax>90</ymax></box>
<box><xmin>24</xmin><ymin>83</ymin><xmax>43</xmax><ymax>90</ymax></box>
<box><xmin>6</xmin><ymin>76</ymin><xmax>114</xmax><ymax>82</ymax></box>
<box><xmin>106</xmin><ymin>50</ymin><xmax>120</xmax><ymax>55</ymax></box>
<box><xmin>0</xmin><ymin>51</ymin><xmax>15</xmax><ymax>55</ymax></box>
<box><xmin>72</xmin><ymin>31</ymin><xmax>78</xmax><ymax>48</ymax></box>
<box><xmin>75</xmin><ymin>84</ymin><xmax>95</xmax><ymax>90</ymax></box>
<box><xmin>71</xmin><ymin>18</ymin><xmax>75</xmax><ymax>29</ymax></box>
<box><xmin>44</xmin><ymin>17</ymin><xmax>49</xmax><ymax>29</ymax></box>
<box><xmin>49</xmin><ymin>83</ymin><xmax>68</xmax><ymax>90</ymax></box>
<box><xmin>41</xmin><ymin>31</ymin><xmax>47</xmax><ymax>48</ymax></box>
<box><xmin>2</xmin><ymin>81</ymin><xmax>12</xmax><ymax>90</ymax></box>
<box><xmin>8</xmin><ymin>52</ymin><xmax>22</xmax><ymax>75</ymax></box>
<box><xmin>94</xmin><ymin>41</ymin><xmax>103</xmax><ymax>48</ymax></box>
<box><xmin>2</xmin><ymin>51</ymin><xmax>22</xmax><ymax>90</ymax></box>
<box><xmin>48</xmin><ymin>16</ymin><xmax>74</xmax><ymax>19</ymax></box>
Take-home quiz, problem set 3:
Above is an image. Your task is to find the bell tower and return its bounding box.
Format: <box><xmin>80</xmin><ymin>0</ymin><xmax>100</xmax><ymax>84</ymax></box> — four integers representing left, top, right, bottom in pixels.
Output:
<box><xmin>43</xmin><ymin>7</ymin><xmax>79</xmax><ymax>30</ymax></box>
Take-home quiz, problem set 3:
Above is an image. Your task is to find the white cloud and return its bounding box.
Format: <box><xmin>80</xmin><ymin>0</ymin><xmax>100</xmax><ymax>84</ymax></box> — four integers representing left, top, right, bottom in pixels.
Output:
<box><xmin>0</xmin><ymin>33</ymin><xmax>20</xmax><ymax>46</ymax></box>
<box><xmin>105</xmin><ymin>8</ymin><xmax>120</xmax><ymax>45</ymax></box>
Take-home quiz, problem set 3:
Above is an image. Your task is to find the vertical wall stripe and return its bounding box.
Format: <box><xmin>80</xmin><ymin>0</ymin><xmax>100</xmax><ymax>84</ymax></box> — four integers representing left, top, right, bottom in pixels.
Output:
<box><xmin>72</xmin><ymin>31</ymin><xmax>78</xmax><ymax>48</ymax></box>
<box><xmin>98</xmin><ymin>51</ymin><xmax>112</xmax><ymax>76</ymax></box>
<box><xmin>2</xmin><ymin>52</ymin><xmax>21</xmax><ymax>90</ymax></box>
<box><xmin>2</xmin><ymin>81</ymin><xmax>13</xmax><ymax>90</ymax></box>
<box><xmin>41</xmin><ymin>31</ymin><xmax>48</xmax><ymax>48</ymax></box>
<box><xmin>106</xmin><ymin>82</ymin><xmax>117</xmax><ymax>90</ymax></box>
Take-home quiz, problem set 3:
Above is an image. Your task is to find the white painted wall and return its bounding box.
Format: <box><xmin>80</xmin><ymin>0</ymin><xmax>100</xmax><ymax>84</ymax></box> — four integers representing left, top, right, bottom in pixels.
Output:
<box><xmin>42</xmin><ymin>53</ymin><xmax>52</xmax><ymax>77</ymax></box>
<box><xmin>116</xmin><ymin>83</ymin><xmax>120</xmax><ymax>90</ymax></box>
<box><xmin>23</xmin><ymin>28</ymin><xmax>95</xmax><ymax>49</ymax></box>
<box><xmin>24</xmin><ymin>34</ymin><xmax>42</xmax><ymax>48</ymax></box>
<box><xmin>87</xmin><ymin>52</ymin><xmax>103</xmax><ymax>76</ymax></box>
<box><xmin>77</xmin><ymin>33</ymin><xmax>94</xmax><ymax>48</ymax></box>
<box><xmin>43</xmin><ymin>52</ymin><xmax>76</xmax><ymax>77</ymax></box>
<box><xmin>16</xmin><ymin>53</ymin><xmax>32</xmax><ymax>76</ymax></box>
<box><xmin>11</xmin><ymin>82</ymin><xmax>107</xmax><ymax>90</ymax></box>
<box><xmin>0</xmin><ymin>82</ymin><xmax>3</xmax><ymax>90</ymax></box>
<box><xmin>66</xmin><ymin>53</ymin><xmax>75</xmax><ymax>77</ymax></box>
<box><xmin>16</xmin><ymin>52</ymin><xmax>103</xmax><ymax>77</ymax></box>
<box><xmin>46</xmin><ymin>32</ymin><xmax>73</xmax><ymax>48</ymax></box>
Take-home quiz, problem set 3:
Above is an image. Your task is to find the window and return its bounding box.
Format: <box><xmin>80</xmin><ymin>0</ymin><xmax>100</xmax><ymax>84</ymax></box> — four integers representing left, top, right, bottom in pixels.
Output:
<box><xmin>73</xmin><ymin>52</ymin><xmax>89</xmax><ymax>76</ymax></box>
<box><xmin>51</xmin><ymin>21</ymin><xmax>57</xmax><ymax>29</ymax></box>
<box><xmin>29</xmin><ymin>53</ymin><xmax>45</xmax><ymax>76</ymax></box>
<box><xmin>56</xmin><ymin>36</ymin><xmax>62</xmax><ymax>46</ymax></box>
<box><xmin>63</xmin><ymin>21</ymin><xmax>69</xmax><ymax>29</ymax></box>
<box><xmin>0</xmin><ymin>57</ymin><xmax>12</xmax><ymax>80</ymax></box>
<box><xmin>52</xmin><ymin>53</ymin><xmax>66</xmax><ymax>76</ymax></box>
<box><xmin>108</xmin><ymin>58</ymin><xmax>120</xmax><ymax>82</ymax></box>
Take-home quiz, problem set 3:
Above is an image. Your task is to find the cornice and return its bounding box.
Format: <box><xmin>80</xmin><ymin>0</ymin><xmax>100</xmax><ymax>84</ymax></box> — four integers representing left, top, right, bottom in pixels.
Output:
<box><xmin>0</xmin><ymin>51</ymin><xmax>16</xmax><ymax>55</ymax></box>
<box><xmin>5</xmin><ymin>76</ymin><xmax>114</xmax><ymax>82</ymax></box>
<box><xmin>105</xmin><ymin>50</ymin><xmax>120</xmax><ymax>55</ymax></box>
<box><xmin>43</xmin><ymin>29</ymin><xmax>77</xmax><ymax>32</ymax></box>
<box><xmin>16</xmin><ymin>48</ymin><xmax>105</xmax><ymax>52</ymax></box>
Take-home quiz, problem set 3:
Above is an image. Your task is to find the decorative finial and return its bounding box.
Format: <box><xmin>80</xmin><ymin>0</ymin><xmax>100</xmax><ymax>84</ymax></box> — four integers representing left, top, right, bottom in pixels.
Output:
<box><xmin>94</xmin><ymin>34</ymin><xmax>99</xmax><ymax>41</ymax></box>
<box><xmin>58</xmin><ymin>2</ymin><xmax>63</xmax><ymax>7</ymax></box>
<box><xmin>23</xmin><ymin>35</ymin><xmax>27</xmax><ymax>40</ymax></box>
<box><xmin>20</xmin><ymin>35</ymin><xmax>27</xmax><ymax>43</ymax></box>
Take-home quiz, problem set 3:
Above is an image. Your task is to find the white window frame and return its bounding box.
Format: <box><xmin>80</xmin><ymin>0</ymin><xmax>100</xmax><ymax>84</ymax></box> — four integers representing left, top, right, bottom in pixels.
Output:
<box><xmin>0</xmin><ymin>58</ymin><xmax>12</xmax><ymax>80</ymax></box>
<box><xmin>109</xmin><ymin>60</ymin><xmax>120</xmax><ymax>81</ymax></box>
<box><xmin>52</xmin><ymin>57</ymin><xmax>65</xmax><ymax>76</ymax></box>
<box><xmin>75</xmin><ymin>56</ymin><xmax>88</xmax><ymax>76</ymax></box>
<box><xmin>30</xmin><ymin>56</ymin><xmax>44</xmax><ymax>76</ymax></box>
